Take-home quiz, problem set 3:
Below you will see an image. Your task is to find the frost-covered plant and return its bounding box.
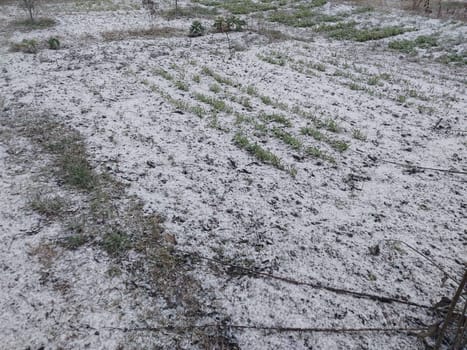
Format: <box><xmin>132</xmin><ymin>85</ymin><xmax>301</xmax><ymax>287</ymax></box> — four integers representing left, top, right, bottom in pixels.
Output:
<box><xmin>189</xmin><ymin>20</ymin><xmax>205</xmax><ymax>37</ymax></box>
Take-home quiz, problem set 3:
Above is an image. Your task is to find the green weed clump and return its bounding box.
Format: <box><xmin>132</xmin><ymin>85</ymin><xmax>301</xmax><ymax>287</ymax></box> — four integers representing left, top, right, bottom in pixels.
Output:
<box><xmin>389</xmin><ymin>35</ymin><xmax>438</xmax><ymax>54</ymax></box>
<box><xmin>234</xmin><ymin>133</ymin><xmax>283</xmax><ymax>169</ymax></box>
<box><xmin>318</xmin><ymin>22</ymin><xmax>409</xmax><ymax>42</ymax></box>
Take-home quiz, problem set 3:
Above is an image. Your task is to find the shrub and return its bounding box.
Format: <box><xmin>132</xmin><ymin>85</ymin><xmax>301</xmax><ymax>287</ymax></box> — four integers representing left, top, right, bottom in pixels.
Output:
<box><xmin>189</xmin><ymin>20</ymin><xmax>205</xmax><ymax>37</ymax></box>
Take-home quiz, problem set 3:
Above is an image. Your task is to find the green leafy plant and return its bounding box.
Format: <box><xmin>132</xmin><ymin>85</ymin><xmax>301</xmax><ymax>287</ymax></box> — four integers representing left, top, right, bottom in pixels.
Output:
<box><xmin>189</xmin><ymin>20</ymin><xmax>205</xmax><ymax>37</ymax></box>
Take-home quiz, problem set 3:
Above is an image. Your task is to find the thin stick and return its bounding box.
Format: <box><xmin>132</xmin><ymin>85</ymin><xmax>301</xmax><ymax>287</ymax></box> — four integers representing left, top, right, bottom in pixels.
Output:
<box><xmin>101</xmin><ymin>324</ymin><xmax>427</xmax><ymax>335</ymax></box>
<box><xmin>381</xmin><ymin>159</ymin><xmax>467</xmax><ymax>176</ymax></box>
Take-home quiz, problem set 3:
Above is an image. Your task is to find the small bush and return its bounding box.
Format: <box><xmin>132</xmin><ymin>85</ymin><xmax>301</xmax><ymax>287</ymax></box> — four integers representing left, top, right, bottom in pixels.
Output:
<box><xmin>189</xmin><ymin>20</ymin><xmax>205</xmax><ymax>37</ymax></box>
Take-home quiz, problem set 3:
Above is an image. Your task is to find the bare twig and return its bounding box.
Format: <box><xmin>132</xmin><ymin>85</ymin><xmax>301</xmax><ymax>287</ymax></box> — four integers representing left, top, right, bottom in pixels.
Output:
<box><xmin>100</xmin><ymin>324</ymin><xmax>427</xmax><ymax>335</ymax></box>
<box><xmin>381</xmin><ymin>159</ymin><xmax>467</xmax><ymax>176</ymax></box>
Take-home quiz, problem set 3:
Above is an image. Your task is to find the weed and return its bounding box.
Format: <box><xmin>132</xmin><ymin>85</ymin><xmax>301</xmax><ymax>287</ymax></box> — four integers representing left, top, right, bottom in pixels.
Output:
<box><xmin>288</xmin><ymin>166</ymin><xmax>298</xmax><ymax>177</ymax></box>
<box><xmin>221</xmin><ymin>0</ymin><xmax>277</xmax><ymax>14</ymax></box>
<box><xmin>305</xmin><ymin>146</ymin><xmax>335</xmax><ymax>163</ymax></box>
<box><xmin>380</xmin><ymin>73</ymin><xmax>391</xmax><ymax>81</ymax></box>
<box><xmin>389</xmin><ymin>34</ymin><xmax>438</xmax><ymax>54</ymax></box>
<box><xmin>414</xmin><ymin>34</ymin><xmax>438</xmax><ymax>48</ymax></box>
<box><xmin>11</xmin><ymin>17</ymin><xmax>57</xmax><ymax>29</ymax></box>
<box><xmin>202</xmin><ymin>67</ymin><xmax>236</xmax><ymax>86</ymax></box>
<box><xmin>352</xmin><ymin>128</ymin><xmax>367</xmax><ymax>141</ymax></box>
<box><xmin>367</xmin><ymin>76</ymin><xmax>379</xmax><ymax>86</ymax></box>
<box><xmin>154</xmin><ymin>68</ymin><xmax>174</xmax><ymax>81</ymax></box>
<box><xmin>192</xmin><ymin>74</ymin><xmax>201</xmax><ymax>83</ymax></box>
<box><xmin>61</xmin><ymin>234</ymin><xmax>89</xmax><ymax>250</ymax></box>
<box><xmin>175</xmin><ymin>80</ymin><xmax>189</xmax><ymax>91</ymax></box>
<box><xmin>234</xmin><ymin>133</ymin><xmax>283</xmax><ymax>170</ymax></box>
<box><xmin>101</xmin><ymin>230</ymin><xmax>131</xmax><ymax>257</ymax></box>
<box><xmin>397</xmin><ymin>95</ymin><xmax>407</xmax><ymax>104</ymax></box>
<box><xmin>190</xmin><ymin>105</ymin><xmax>206</xmax><ymax>117</ymax></box>
<box><xmin>348</xmin><ymin>82</ymin><xmax>365</xmax><ymax>91</ymax></box>
<box><xmin>164</xmin><ymin>5</ymin><xmax>218</xmax><ymax>18</ymax></box>
<box><xmin>213</xmin><ymin>15</ymin><xmax>246</xmax><ymax>32</ymax></box>
<box><xmin>327</xmin><ymin>138</ymin><xmax>349</xmax><ymax>152</ymax></box>
<box><xmin>258</xmin><ymin>51</ymin><xmax>287</xmax><ymax>66</ymax></box>
<box><xmin>352</xmin><ymin>6</ymin><xmax>374</xmax><ymax>14</ymax></box>
<box><xmin>300</xmin><ymin>126</ymin><xmax>324</xmax><ymax>141</ymax></box>
<box><xmin>59</xmin><ymin>148</ymin><xmax>98</xmax><ymax>190</ymax></box>
<box><xmin>234</xmin><ymin>113</ymin><xmax>252</xmax><ymax>125</ymax></box>
<box><xmin>47</xmin><ymin>37</ymin><xmax>60</xmax><ymax>50</ymax></box>
<box><xmin>246</xmin><ymin>85</ymin><xmax>257</xmax><ymax>96</ymax></box>
<box><xmin>238</xmin><ymin>96</ymin><xmax>252</xmax><ymax>109</ymax></box>
<box><xmin>189</xmin><ymin>20</ymin><xmax>206</xmax><ymax>37</ymax></box>
<box><xmin>272</xmin><ymin>128</ymin><xmax>302</xmax><ymax>150</ymax></box>
<box><xmin>209</xmin><ymin>84</ymin><xmax>221</xmax><ymax>93</ymax></box>
<box><xmin>194</xmin><ymin>93</ymin><xmax>233</xmax><ymax>113</ymax></box>
<box><xmin>29</xmin><ymin>191</ymin><xmax>67</xmax><ymax>217</ymax></box>
<box><xmin>11</xmin><ymin>39</ymin><xmax>38</xmax><ymax>54</ymax></box>
<box><xmin>269</xmin><ymin>1</ymin><xmax>338</xmax><ymax>28</ymax></box>
<box><xmin>102</xmin><ymin>27</ymin><xmax>182</xmax><ymax>41</ymax></box>
<box><xmin>438</xmin><ymin>53</ymin><xmax>467</xmax><ymax>65</ymax></box>
<box><xmin>318</xmin><ymin>22</ymin><xmax>409</xmax><ymax>41</ymax></box>
<box><xmin>260</xmin><ymin>95</ymin><xmax>273</xmax><ymax>105</ymax></box>
<box><xmin>312</xmin><ymin>63</ymin><xmax>326</xmax><ymax>72</ymax></box>
<box><xmin>323</xmin><ymin>118</ymin><xmax>340</xmax><ymax>133</ymax></box>
<box><xmin>259</xmin><ymin>112</ymin><xmax>291</xmax><ymax>127</ymax></box>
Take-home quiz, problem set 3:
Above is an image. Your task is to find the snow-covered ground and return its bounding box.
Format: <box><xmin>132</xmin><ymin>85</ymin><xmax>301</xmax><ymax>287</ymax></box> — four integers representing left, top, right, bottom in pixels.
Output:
<box><xmin>1</xmin><ymin>0</ymin><xmax>466</xmax><ymax>349</ymax></box>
